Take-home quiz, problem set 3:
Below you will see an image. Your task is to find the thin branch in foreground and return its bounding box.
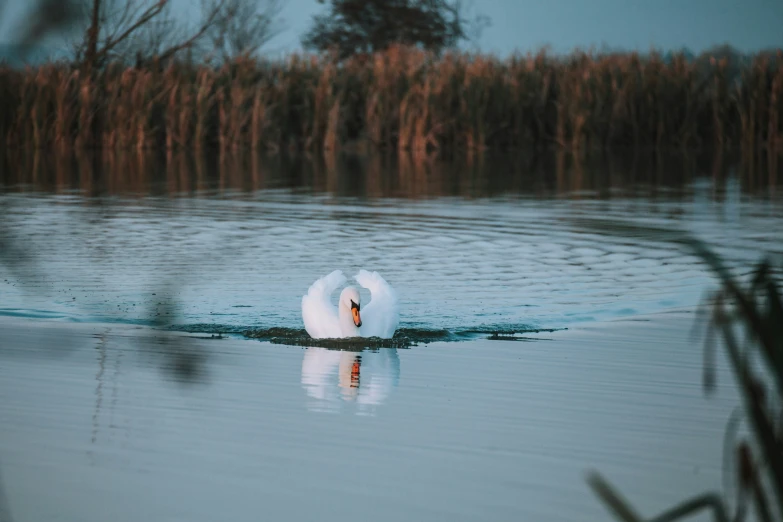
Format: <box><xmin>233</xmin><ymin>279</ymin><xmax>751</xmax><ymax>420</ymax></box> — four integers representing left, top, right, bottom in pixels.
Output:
<box><xmin>157</xmin><ymin>2</ymin><xmax>226</xmax><ymax>63</ymax></box>
<box><xmin>586</xmin><ymin>471</ymin><xmax>731</xmax><ymax>522</ymax></box>
<box><xmin>585</xmin><ymin>472</ymin><xmax>643</xmax><ymax>522</ymax></box>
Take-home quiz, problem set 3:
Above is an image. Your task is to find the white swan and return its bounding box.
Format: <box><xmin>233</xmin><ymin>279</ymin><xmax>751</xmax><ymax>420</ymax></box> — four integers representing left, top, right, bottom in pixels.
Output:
<box><xmin>301</xmin><ymin>269</ymin><xmax>399</xmax><ymax>339</ymax></box>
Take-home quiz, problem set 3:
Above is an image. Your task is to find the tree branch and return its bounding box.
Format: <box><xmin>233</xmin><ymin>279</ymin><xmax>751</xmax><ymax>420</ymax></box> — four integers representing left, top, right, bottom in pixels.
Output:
<box><xmin>93</xmin><ymin>1</ymin><xmax>166</xmax><ymax>65</ymax></box>
<box><xmin>156</xmin><ymin>0</ymin><xmax>225</xmax><ymax>62</ymax></box>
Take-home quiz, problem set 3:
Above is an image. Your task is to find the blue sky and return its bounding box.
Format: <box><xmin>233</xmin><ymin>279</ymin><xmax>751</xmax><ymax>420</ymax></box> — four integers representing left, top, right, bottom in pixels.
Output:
<box><xmin>260</xmin><ymin>0</ymin><xmax>783</xmax><ymax>56</ymax></box>
<box><xmin>2</xmin><ymin>0</ymin><xmax>782</xmax><ymax>57</ymax></box>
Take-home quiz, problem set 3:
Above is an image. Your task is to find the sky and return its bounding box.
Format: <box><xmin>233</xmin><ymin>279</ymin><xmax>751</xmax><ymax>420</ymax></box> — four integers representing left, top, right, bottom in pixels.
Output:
<box><xmin>260</xmin><ymin>0</ymin><xmax>783</xmax><ymax>56</ymax></box>
<box><xmin>1</xmin><ymin>0</ymin><xmax>782</xmax><ymax>57</ymax></box>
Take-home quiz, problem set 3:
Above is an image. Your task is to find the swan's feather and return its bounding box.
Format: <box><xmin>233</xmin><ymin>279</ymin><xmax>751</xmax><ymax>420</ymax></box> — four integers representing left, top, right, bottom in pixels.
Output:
<box><xmin>354</xmin><ymin>269</ymin><xmax>399</xmax><ymax>339</ymax></box>
<box><xmin>302</xmin><ymin>269</ymin><xmax>347</xmax><ymax>339</ymax></box>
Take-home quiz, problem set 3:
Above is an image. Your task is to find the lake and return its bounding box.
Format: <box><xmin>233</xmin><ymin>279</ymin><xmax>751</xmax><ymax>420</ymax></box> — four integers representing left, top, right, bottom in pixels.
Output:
<box><xmin>0</xmin><ymin>150</ymin><xmax>780</xmax><ymax>522</ymax></box>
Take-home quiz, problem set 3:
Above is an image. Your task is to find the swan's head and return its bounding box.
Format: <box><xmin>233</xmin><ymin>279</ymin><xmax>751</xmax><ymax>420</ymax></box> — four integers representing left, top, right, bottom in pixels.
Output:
<box><xmin>339</xmin><ymin>286</ymin><xmax>362</xmax><ymax>327</ymax></box>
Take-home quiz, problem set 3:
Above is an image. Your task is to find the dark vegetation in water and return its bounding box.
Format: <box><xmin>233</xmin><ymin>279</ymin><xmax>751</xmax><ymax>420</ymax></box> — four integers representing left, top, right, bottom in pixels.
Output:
<box><xmin>171</xmin><ymin>323</ymin><xmax>561</xmax><ymax>348</ymax></box>
<box><xmin>244</xmin><ymin>329</ymin><xmax>423</xmax><ymax>349</ymax></box>
<box><xmin>581</xmin><ymin>221</ymin><xmax>783</xmax><ymax>522</ymax></box>
<box><xmin>243</xmin><ymin>326</ymin><xmax>454</xmax><ymax>348</ymax></box>
<box><xmin>2</xmin><ymin>45</ymin><xmax>782</xmax><ymax>158</ymax></box>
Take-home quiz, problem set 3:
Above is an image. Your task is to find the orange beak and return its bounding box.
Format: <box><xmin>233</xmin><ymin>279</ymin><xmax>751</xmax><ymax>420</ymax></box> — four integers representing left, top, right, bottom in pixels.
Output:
<box><xmin>352</xmin><ymin>306</ymin><xmax>362</xmax><ymax>327</ymax></box>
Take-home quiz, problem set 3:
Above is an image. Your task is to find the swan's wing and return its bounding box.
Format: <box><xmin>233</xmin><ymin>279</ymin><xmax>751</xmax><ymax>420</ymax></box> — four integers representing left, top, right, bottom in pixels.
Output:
<box><xmin>354</xmin><ymin>270</ymin><xmax>399</xmax><ymax>339</ymax></box>
<box><xmin>302</xmin><ymin>270</ymin><xmax>346</xmax><ymax>339</ymax></box>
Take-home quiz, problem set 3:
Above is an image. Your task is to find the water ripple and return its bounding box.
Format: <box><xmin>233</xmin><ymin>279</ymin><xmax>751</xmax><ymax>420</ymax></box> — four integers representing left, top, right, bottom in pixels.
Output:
<box><xmin>0</xmin><ymin>179</ymin><xmax>781</xmax><ymax>334</ymax></box>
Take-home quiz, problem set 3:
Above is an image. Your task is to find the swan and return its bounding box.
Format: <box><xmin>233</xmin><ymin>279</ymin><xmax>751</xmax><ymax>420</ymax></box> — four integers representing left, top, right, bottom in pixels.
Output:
<box><xmin>301</xmin><ymin>269</ymin><xmax>399</xmax><ymax>339</ymax></box>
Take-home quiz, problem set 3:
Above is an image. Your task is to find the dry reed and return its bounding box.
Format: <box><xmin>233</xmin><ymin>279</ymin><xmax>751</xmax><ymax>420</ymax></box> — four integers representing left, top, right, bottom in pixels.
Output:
<box><xmin>1</xmin><ymin>45</ymin><xmax>782</xmax><ymax>157</ymax></box>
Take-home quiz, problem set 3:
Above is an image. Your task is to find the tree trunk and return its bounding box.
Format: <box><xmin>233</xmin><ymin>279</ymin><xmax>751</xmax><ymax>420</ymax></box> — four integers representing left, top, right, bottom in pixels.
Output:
<box><xmin>84</xmin><ymin>0</ymin><xmax>102</xmax><ymax>71</ymax></box>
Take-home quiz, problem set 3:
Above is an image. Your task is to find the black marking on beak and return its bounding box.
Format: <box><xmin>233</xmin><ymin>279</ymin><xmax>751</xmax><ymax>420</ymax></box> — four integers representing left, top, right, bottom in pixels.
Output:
<box><xmin>350</xmin><ymin>300</ymin><xmax>362</xmax><ymax>327</ymax></box>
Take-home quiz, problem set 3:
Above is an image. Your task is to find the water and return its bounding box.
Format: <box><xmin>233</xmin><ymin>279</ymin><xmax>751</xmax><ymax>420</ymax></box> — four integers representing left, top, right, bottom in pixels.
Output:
<box><xmin>0</xmin><ymin>151</ymin><xmax>780</xmax><ymax>521</ymax></box>
<box><xmin>2</xmin><ymin>152</ymin><xmax>780</xmax><ymax>334</ymax></box>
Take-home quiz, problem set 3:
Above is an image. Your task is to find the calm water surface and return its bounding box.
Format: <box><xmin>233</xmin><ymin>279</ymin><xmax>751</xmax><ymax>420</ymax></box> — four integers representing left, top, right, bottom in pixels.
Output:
<box><xmin>0</xmin><ymin>152</ymin><xmax>780</xmax><ymax>521</ymax></box>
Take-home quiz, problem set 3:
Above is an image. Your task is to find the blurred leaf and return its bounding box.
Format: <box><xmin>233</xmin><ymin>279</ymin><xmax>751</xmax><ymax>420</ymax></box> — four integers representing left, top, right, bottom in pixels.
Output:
<box><xmin>10</xmin><ymin>0</ymin><xmax>82</xmax><ymax>51</ymax></box>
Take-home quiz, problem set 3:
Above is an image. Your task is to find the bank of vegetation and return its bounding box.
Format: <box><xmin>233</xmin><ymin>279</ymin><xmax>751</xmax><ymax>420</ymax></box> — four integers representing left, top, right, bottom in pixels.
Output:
<box><xmin>1</xmin><ymin>1</ymin><xmax>781</xmax><ymax>158</ymax></box>
<box><xmin>1</xmin><ymin>45</ymin><xmax>782</xmax><ymax>157</ymax></box>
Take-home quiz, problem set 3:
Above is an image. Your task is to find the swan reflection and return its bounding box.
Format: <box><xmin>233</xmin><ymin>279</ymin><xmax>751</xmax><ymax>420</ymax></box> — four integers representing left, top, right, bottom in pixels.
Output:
<box><xmin>301</xmin><ymin>347</ymin><xmax>400</xmax><ymax>415</ymax></box>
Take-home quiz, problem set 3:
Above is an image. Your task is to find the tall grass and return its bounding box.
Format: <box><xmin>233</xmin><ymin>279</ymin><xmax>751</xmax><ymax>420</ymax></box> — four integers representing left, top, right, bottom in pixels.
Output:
<box><xmin>1</xmin><ymin>46</ymin><xmax>782</xmax><ymax>157</ymax></box>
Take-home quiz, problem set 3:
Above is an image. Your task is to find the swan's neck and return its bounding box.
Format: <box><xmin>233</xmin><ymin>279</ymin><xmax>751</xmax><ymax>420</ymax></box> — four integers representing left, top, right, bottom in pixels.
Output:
<box><xmin>339</xmin><ymin>304</ymin><xmax>360</xmax><ymax>337</ymax></box>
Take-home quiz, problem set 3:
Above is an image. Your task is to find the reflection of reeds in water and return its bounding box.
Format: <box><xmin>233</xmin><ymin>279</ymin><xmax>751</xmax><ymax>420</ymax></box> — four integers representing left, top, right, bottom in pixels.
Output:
<box><xmin>0</xmin><ymin>147</ymin><xmax>780</xmax><ymax>200</ymax></box>
<box><xmin>581</xmin><ymin>221</ymin><xmax>783</xmax><ymax>522</ymax></box>
<box><xmin>91</xmin><ymin>331</ymin><xmax>108</xmax><ymax>446</ymax></box>
<box><xmin>1</xmin><ymin>47</ymin><xmax>782</xmax><ymax>160</ymax></box>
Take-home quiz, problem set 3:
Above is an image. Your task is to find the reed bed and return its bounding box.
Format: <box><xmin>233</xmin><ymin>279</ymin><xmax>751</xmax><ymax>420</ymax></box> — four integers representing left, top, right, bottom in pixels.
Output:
<box><xmin>1</xmin><ymin>46</ymin><xmax>782</xmax><ymax>156</ymax></box>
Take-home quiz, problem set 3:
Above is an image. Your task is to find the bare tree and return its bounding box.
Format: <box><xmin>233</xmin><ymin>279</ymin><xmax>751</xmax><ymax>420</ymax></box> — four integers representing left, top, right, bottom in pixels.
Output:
<box><xmin>202</xmin><ymin>0</ymin><xmax>284</xmax><ymax>61</ymax></box>
<box><xmin>1</xmin><ymin>0</ymin><xmax>283</xmax><ymax>69</ymax></box>
<box><xmin>73</xmin><ymin>0</ymin><xmax>235</xmax><ymax>70</ymax></box>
